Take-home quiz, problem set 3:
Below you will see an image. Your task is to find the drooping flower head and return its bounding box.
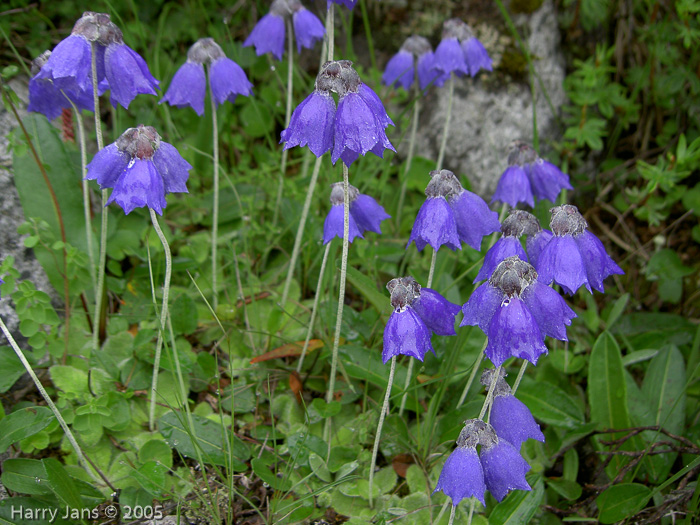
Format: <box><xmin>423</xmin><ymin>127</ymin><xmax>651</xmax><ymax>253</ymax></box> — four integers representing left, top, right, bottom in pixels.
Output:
<box><xmin>408</xmin><ymin>169</ymin><xmax>499</xmax><ymax>252</ymax></box>
<box><xmin>480</xmin><ymin>369</ymin><xmax>544</xmax><ymax>449</ymax></box>
<box><xmin>382</xmin><ymin>35</ymin><xmax>440</xmax><ymax>91</ymax></box>
<box><xmin>160</xmin><ymin>38</ymin><xmax>253</xmax><ymax>116</ymax></box>
<box><xmin>382</xmin><ymin>277</ymin><xmax>460</xmax><ymax>364</ymax></box>
<box><xmin>244</xmin><ymin>0</ymin><xmax>325</xmax><ymax>60</ymax></box>
<box><xmin>28</xmin><ymin>50</ymin><xmax>95</xmax><ymax>120</ymax></box>
<box><xmin>86</xmin><ymin>125</ymin><xmax>191</xmax><ymax>215</ymax></box>
<box><xmin>461</xmin><ymin>256</ymin><xmax>576</xmax><ymax>366</ymax></box>
<box><xmin>473</xmin><ymin>210</ymin><xmax>540</xmax><ymax>283</ymax></box>
<box><xmin>35</xmin><ymin>12</ymin><xmax>159</xmax><ymax>109</ymax></box>
<box><xmin>477</xmin><ymin>420</ymin><xmax>532</xmax><ymax>502</ymax></box>
<box><xmin>536</xmin><ymin>205</ymin><xmax>624</xmax><ymax>295</ymax></box>
<box><xmin>493</xmin><ymin>141</ymin><xmax>573</xmax><ymax>207</ymax></box>
<box><xmin>322</xmin><ymin>182</ymin><xmax>390</xmax><ymax>244</ymax></box>
<box><xmin>281</xmin><ymin>60</ymin><xmax>395</xmax><ymax>165</ymax></box>
<box><xmin>433</xmin><ymin>19</ymin><xmax>492</xmax><ymax>80</ymax></box>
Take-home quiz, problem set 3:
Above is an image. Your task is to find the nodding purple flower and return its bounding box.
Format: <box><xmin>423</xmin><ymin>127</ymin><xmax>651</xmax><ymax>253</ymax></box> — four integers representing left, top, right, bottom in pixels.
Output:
<box><xmin>382</xmin><ymin>35</ymin><xmax>439</xmax><ymax>91</ymax></box>
<box><xmin>433</xmin><ymin>19</ymin><xmax>492</xmax><ymax>78</ymax></box>
<box><xmin>480</xmin><ymin>435</ymin><xmax>532</xmax><ymax>502</ymax></box>
<box><xmin>86</xmin><ymin>125</ymin><xmax>191</xmax><ymax>215</ymax></box>
<box><xmin>28</xmin><ymin>50</ymin><xmax>96</xmax><ymax>120</ymax></box>
<box><xmin>281</xmin><ymin>60</ymin><xmax>395</xmax><ymax>165</ymax></box>
<box><xmin>322</xmin><ymin>183</ymin><xmax>390</xmax><ymax>244</ymax></box>
<box><xmin>474</xmin><ymin>210</ymin><xmax>541</xmax><ymax>283</ymax></box>
<box><xmin>35</xmin><ymin>12</ymin><xmax>158</xmax><ymax>110</ymax></box>
<box><xmin>160</xmin><ymin>38</ymin><xmax>253</xmax><ymax>116</ymax></box>
<box><xmin>408</xmin><ymin>169</ymin><xmax>498</xmax><ymax>252</ymax></box>
<box><xmin>526</xmin><ymin>228</ymin><xmax>553</xmax><ymax>269</ymax></box>
<box><xmin>244</xmin><ymin>0</ymin><xmax>325</xmax><ymax>60</ymax></box>
<box><xmin>536</xmin><ymin>205</ymin><xmax>624</xmax><ymax>294</ymax></box>
<box><xmin>434</xmin><ymin>425</ymin><xmax>486</xmax><ymax>506</ymax></box>
<box><xmin>481</xmin><ymin>369</ymin><xmax>544</xmax><ymax>449</ymax></box>
<box><xmin>494</xmin><ymin>141</ymin><xmax>573</xmax><ymax>207</ymax></box>
<box><xmin>383</xmin><ymin>277</ymin><xmax>459</xmax><ymax>363</ymax></box>
<box><xmin>461</xmin><ymin>256</ymin><xmax>576</xmax><ymax>366</ymax></box>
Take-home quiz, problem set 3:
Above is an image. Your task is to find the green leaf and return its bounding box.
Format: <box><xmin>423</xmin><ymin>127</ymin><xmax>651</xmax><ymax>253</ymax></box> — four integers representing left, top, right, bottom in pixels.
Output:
<box><xmin>131</xmin><ymin>461</ymin><xmax>169</xmax><ymax>495</ymax></box>
<box><xmin>344</xmin><ymin>265</ymin><xmax>389</xmax><ymax>316</ymax></box>
<box><xmin>286</xmin><ymin>432</ymin><xmax>328</xmax><ymax>468</ymax></box>
<box><xmin>0</xmin><ymin>407</ymin><xmax>55</xmax><ymax>453</ymax></box>
<box><xmin>0</xmin><ymin>497</ymin><xmax>73</xmax><ymax>525</ymax></box>
<box><xmin>170</xmin><ymin>294</ymin><xmax>198</xmax><ymax>335</ymax></box>
<box><xmin>546</xmin><ymin>478</ymin><xmax>582</xmax><ymax>500</ymax></box>
<box><xmin>516</xmin><ymin>380</ymin><xmax>585</xmax><ymax>429</ymax></box>
<box><xmin>138</xmin><ymin>439</ymin><xmax>174</xmax><ymax>469</ymax></box>
<box><xmin>251</xmin><ymin>457</ymin><xmax>292</xmax><ymax>491</ymax></box>
<box><xmin>0</xmin><ymin>458</ymin><xmax>52</xmax><ymax>495</ymax></box>
<box><xmin>308</xmin><ymin>452</ymin><xmax>332</xmax><ymax>482</ymax></box>
<box><xmin>490</xmin><ymin>475</ymin><xmax>545</xmax><ymax>524</ymax></box>
<box><xmin>42</xmin><ymin>458</ymin><xmax>83</xmax><ymax>510</ymax></box>
<box><xmin>159</xmin><ymin>412</ymin><xmax>250</xmax><ymax>469</ymax></box>
<box><xmin>641</xmin><ymin>345</ymin><xmax>686</xmax><ymax>434</ymax></box>
<box><xmin>49</xmin><ymin>365</ymin><xmax>89</xmax><ymax>399</ymax></box>
<box><xmin>308</xmin><ymin>398</ymin><xmax>342</xmax><ymax>421</ymax></box>
<box><xmin>596</xmin><ymin>483</ymin><xmax>651</xmax><ymax>523</ymax></box>
<box><xmin>588</xmin><ymin>332</ymin><xmax>630</xmax><ymax>431</ymax></box>
<box><xmin>605</xmin><ymin>293</ymin><xmax>629</xmax><ymax>329</ymax></box>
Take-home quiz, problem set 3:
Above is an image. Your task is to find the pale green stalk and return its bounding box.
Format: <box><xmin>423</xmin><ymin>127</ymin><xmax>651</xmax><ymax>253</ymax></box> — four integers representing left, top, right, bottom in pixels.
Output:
<box><xmin>323</xmin><ymin>162</ymin><xmax>350</xmax><ymax>443</ymax></box>
<box><xmin>148</xmin><ymin>208</ymin><xmax>173</xmax><ymax>431</ymax></box>
<box><xmin>512</xmin><ymin>360</ymin><xmax>528</xmax><ymax>394</ymax></box>
<box><xmin>436</xmin><ymin>73</ymin><xmax>454</xmax><ymax>171</ymax></box>
<box><xmin>448</xmin><ymin>505</ymin><xmax>456</xmax><ymax>525</ymax></box>
<box><xmin>456</xmin><ymin>342</ymin><xmax>487</xmax><ymax>408</ymax></box>
<box><xmin>479</xmin><ymin>365</ymin><xmax>502</xmax><ymax>421</ymax></box>
<box><xmin>368</xmin><ymin>356</ymin><xmax>396</xmax><ymax>508</ymax></box>
<box><xmin>209</xmin><ymin>66</ymin><xmax>220</xmax><ymax>310</ymax></box>
<box><xmin>280</xmin><ymin>156</ymin><xmax>323</xmax><ymax>306</ymax></box>
<box><xmin>91</xmin><ymin>42</ymin><xmax>107</xmax><ymax>355</ymax></box>
<box><xmin>233</xmin><ymin>244</ymin><xmax>256</xmax><ymax>352</ymax></box>
<box><xmin>326</xmin><ymin>4</ymin><xmax>334</xmax><ymax>61</ymax></box>
<box><xmin>296</xmin><ymin>242</ymin><xmax>331</xmax><ymax>372</ymax></box>
<box><xmin>273</xmin><ymin>19</ymin><xmax>294</xmax><ymax>226</ymax></box>
<box><xmin>0</xmin><ymin>317</ymin><xmax>101</xmax><ymax>485</ymax></box>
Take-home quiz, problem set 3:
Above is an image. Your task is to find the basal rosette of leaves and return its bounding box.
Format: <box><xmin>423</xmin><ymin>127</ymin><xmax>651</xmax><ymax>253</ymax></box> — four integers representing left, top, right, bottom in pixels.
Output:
<box><xmin>0</xmin><ymin>1</ymin><xmax>697</xmax><ymax>524</ymax></box>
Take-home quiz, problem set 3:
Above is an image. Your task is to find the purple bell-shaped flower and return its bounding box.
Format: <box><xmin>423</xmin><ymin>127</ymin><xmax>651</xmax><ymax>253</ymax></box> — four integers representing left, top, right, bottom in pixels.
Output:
<box><xmin>434</xmin><ymin>421</ymin><xmax>487</xmax><ymax>506</ymax></box>
<box><xmin>433</xmin><ymin>19</ymin><xmax>492</xmax><ymax>79</ymax></box>
<box><xmin>322</xmin><ymin>183</ymin><xmax>390</xmax><ymax>244</ymax></box>
<box><xmin>383</xmin><ymin>35</ymin><xmax>440</xmax><ymax>91</ymax></box>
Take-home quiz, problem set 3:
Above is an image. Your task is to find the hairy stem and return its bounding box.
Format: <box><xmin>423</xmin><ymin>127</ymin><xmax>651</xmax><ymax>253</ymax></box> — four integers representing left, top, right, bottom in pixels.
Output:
<box><xmin>148</xmin><ymin>209</ymin><xmax>173</xmax><ymax>431</ymax></box>
<box><xmin>479</xmin><ymin>365</ymin><xmax>502</xmax><ymax>421</ymax></box>
<box><xmin>368</xmin><ymin>356</ymin><xmax>396</xmax><ymax>508</ymax></box>
<box><xmin>512</xmin><ymin>360</ymin><xmax>528</xmax><ymax>394</ymax></box>
<box><xmin>448</xmin><ymin>505</ymin><xmax>456</xmax><ymax>525</ymax></box>
<box><xmin>280</xmin><ymin>156</ymin><xmax>323</xmax><ymax>306</ymax></box>
<box><xmin>326</xmin><ymin>4</ymin><xmax>335</xmax><ymax>61</ymax></box>
<box><xmin>273</xmin><ymin>19</ymin><xmax>294</xmax><ymax>226</ymax></box>
<box><xmin>436</xmin><ymin>73</ymin><xmax>454</xmax><ymax>171</ymax></box>
<box><xmin>209</xmin><ymin>67</ymin><xmax>220</xmax><ymax>310</ymax></box>
<box><xmin>297</xmin><ymin>242</ymin><xmax>331</xmax><ymax>372</ymax></box>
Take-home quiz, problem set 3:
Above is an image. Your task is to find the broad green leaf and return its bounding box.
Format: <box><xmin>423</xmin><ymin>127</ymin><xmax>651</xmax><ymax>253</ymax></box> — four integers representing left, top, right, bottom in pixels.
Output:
<box><xmin>344</xmin><ymin>265</ymin><xmax>389</xmax><ymax>316</ymax></box>
<box><xmin>588</xmin><ymin>332</ymin><xmax>630</xmax><ymax>431</ymax></box>
<box><xmin>0</xmin><ymin>346</ymin><xmax>27</xmax><ymax>393</ymax></box>
<box><xmin>0</xmin><ymin>497</ymin><xmax>73</xmax><ymax>524</ymax></box>
<box><xmin>170</xmin><ymin>294</ymin><xmax>198</xmax><ymax>335</ymax></box>
<box><xmin>596</xmin><ymin>483</ymin><xmax>651</xmax><ymax>523</ymax></box>
<box><xmin>490</xmin><ymin>475</ymin><xmax>544</xmax><ymax>524</ymax></box>
<box><xmin>605</xmin><ymin>293</ymin><xmax>629</xmax><ymax>329</ymax></box>
<box><xmin>49</xmin><ymin>365</ymin><xmax>89</xmax><ymax>399</ymax></box>
<box><xmin>251</xmin><ymin>457</ymin><xmax>292</xmax><ymax>491</ymax></box>
<box><xmin>517</xmin><ymin>380</ymin><xmax>585</xmax><ymax>429</ymax></box>
<box><xmin>0</xmin><ymin>407</ymin><xmax>55</xmax><ymax>453</ymax></box>
<box><xmin>159</xmin><ymin>412</ymin><xmax>250</xmax><ymax>469</ymax></box>
<box><xmin>621</xmin><ymin>349</ymin><xmax>658</xmax><ymax>366</ymax></box>
<box><xmin>42</xmin><ymin>458</ymin><xmax>83</xmax><ymax>510</ymax></box>
<box><xmin>138</xmin><ymin>439</ymin><xmax>174</xmax><ymax>469</ymax></box>
<box><xmin>286</xmin><ymin>432</ymin><xmax>328</xmax><ymax>467</ymax></box>
<box><xmin>1</xmin><ymin>458</ymin><xmax>52</xmax><ymax>496</ymax></box>
<box><xmin>131</xmin><ymin>461</ymin><xmax>169</xmax><ymax>495</ymax></box>
<box><xmin>308</xmin><ymin>452</ymin><xmax>332</xmax><ymax>483</ymax></box>
<box><xmin>547</xmin><ymin>478</ymin><xmax>582</xmax><ymax>500</ymax></box>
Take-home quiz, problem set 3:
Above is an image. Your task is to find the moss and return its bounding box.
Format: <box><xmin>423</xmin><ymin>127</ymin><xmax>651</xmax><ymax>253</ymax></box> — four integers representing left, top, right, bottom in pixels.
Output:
<box><xmin>499</xmin><ymin>47</ymin><xmax>529</xmax><ymax>79</ymax></box>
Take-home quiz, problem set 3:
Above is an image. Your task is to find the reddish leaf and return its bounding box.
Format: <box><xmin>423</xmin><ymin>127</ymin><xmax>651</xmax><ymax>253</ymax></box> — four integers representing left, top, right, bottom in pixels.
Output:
<box><xmin>289</xmin><ymin>371</ymin><xmax>303</xmax><ymax>403</ymax></box>
<box><xmin>250</xmin><ymin>340</ymin><xmax>324</xmax><ymax>364</ymax></box>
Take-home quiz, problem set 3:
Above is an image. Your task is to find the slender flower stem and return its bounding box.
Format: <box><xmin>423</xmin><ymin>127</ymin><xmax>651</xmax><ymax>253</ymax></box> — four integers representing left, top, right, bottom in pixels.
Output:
<box><xmin>324</xmin><ymin>162</ymin><xmax>350</xmax><ymax>442</ymax></box>
<box><xmin>297</xmin><ymin>242</ymin><xmax>331</xmax><ymax>373</ymax></box>
<box><xmin>436</xmin><ymin>73</ymin><xmax>454</xmax><ymax>171</ymax></box>
<box><xmin>280</xmin><ymin>156</ymin><xmax>323</xmax><ymax>306</ymax></box>
<box><xmin>448</xmin><ymin>505</ymin><xmax>456</xmax><ymax>525</ymax></box>
<box><xmin>273</xmin><ymin>20</ymin><xmax>294</xmax><ymax>227</ymax></box>
<box><xmin>395</xmin><ymin>90</ymin><xmax>420</xmax><ymax>229</ymax></box>
<box><xmin>91</xmin><ymin>43</ymin><xmax>107</xmax><ymax>355</ymax></box>
<box><xmin>398</xmin><ymin>247</ymin><xmax>437</xmax><ymax>416</ymax></box>
<box><xmin>209</xmin><ymin>67</ymin><xmax>220</xmax><ymax>311</ymax></box>
<box><xmin>456</xmin><ymin>340</ymin><xmax>487</xmax><ymax>408</ymax></box>
<box><xmin>467</xmin><ymin>499</ymin><xmax>475</xmax><ymax>525</ymax></box>
<box><xmin>512</xmin><ymin>360</ymin><xmax>528</xmax><ymax>394</ymax></box>
<box><xmin>0</xmin><ymin>317</ymin><xmax>101</xmax><ymax>485</ymax></box>
<box><xmin>368</xmin><ymin>356</ymin><xmax>396</xmax><ymax>509</ymax></box>
<box><xmin>326</xmin><ymin>4</ymin><xmax>335</xmax><ymax>61</ymax></box>
<box><xmin>435</xmin><ymin>501</ymin><xmax>450</xmax><ymax>523</ymax></box>
<box><xmin>148</xmin><ymin>209</ymin><xmax>173</xmax><ymax>431</ymax></box>
<box><xmin>479</xmin><ymin>365</ymin><xmax>502</xmax><ymax>421</ymax></box>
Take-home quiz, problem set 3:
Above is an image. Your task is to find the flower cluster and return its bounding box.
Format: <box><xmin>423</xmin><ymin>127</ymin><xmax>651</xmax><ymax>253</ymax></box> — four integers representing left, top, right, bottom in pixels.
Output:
<box><xmin>493</xmin><ymin>141</ymin><xmax>573</xmax><ymax>207</ymax></box>
<box><xmin>244</xmin><ymin>0</ymin><xmax>325</xmax><ymax>60</ymax></box>
<box><xmin>461</xmin><ymin>256</ymin><xmax>576</xmax><ymax>366</ymax></box>
<box><xmin>382</xmin><ymin>277</ymin><xmax>460</xmax><ymax>364</ymax></box>
<box><xmin>408</xmin><ymin>169</ymin><xmax>500</xmax><ymax>252</ymax></box>
<box><xmin>382</xmin><ymin>35</ymin><xmax>439</xmax><ymax>91</ymax></box>
<box><xmin>536</xmin><ymin>205</ymin><xmax>624</xmax><ymax>294</ymax></box>
<box><xmin>474</xmin><ymin>210</ymin><xmax>541</xmax><ymax>282</ymax></box>
<box><xmin>433</xmin><ymin>18</ymin><xmax>492</xmax><ymax>79</ymax></box>
<box><xmin>434</xmin><ymin>418</ymin><xmax>531</xmax><ymax>505</ymax></box>
<box><xmin>28</xmin><ymin>50</ymin><xmax>95</xmax><ymax>120</ymax></box>
<box><xmin>160</xmin><ymin>38</ymin><xmax>253</xmax><ymax>116</ymax></box>
<box><xmin>323</xmin><ymin>182</ymin><xmax>390</xmax><ymax>244</ymax></box>
<box><xmin>280</xmin><ymin>60</ymin><xmax>395</xmax><ymax>165</ymax></box>
<box><xmin>86</xmin><ymin>125</ymin><xmax>192</xmax><ymax>215</ymax></box>
<box><xmin>34</xmin><ymin>11</ymin><xmax>159</xmax><ymax>109</ymax></box>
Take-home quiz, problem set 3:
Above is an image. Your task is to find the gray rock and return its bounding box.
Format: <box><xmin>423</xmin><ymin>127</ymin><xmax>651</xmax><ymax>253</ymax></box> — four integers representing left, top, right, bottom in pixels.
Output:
<box><xmin>0</xmin><ymin>79</ymin><xmax>55</xmax><ymax>335</ymax></box>
<box><xmin>411</xmin><ymin>0</ymin><xmax>566</xmax><ymax>198</ymax></box>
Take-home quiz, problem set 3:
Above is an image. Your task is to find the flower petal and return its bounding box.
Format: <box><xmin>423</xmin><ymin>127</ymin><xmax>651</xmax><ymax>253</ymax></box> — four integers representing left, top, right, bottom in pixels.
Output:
<box><xmin>382</xmin><ymin>307</ymin><xmax>433</xmax><ymax>364</ymax></box>
<box><xmin>407</xmin><ymin>197</ymin><xmax>461</xmax><ymax>252</ymax></box>
<box><xmin>281</xmin><ymin>91</ymin><xmax>335</xmax><ymax>157</ymax></box>
<box><xmin>159</xmin><ymin>61</ymin><xmax>206</xmax><ymax>116</ymax></box>
<box><xmin>412</xmin><ymin>288</ymin><xmax>460</xmax><ymax>336</ymax></box>
<box><xmin>486</xmin><ymin>296</ymin><xmax>547</xmax><ymax>366</ymax></box>
<box><xmin>209</xmin><ymin>57</ymin><xmax>253</xmax><ymax>106</ymax></box>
